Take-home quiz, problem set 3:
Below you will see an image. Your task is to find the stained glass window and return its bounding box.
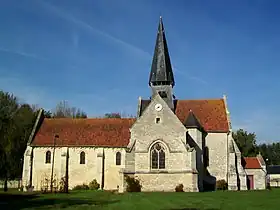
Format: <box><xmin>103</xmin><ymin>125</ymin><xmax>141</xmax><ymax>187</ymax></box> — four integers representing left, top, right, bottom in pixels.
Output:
<box><xmin>151</xmin><ymin>143</ymin><xmax>165</xmax><ymax>169</ymax></box>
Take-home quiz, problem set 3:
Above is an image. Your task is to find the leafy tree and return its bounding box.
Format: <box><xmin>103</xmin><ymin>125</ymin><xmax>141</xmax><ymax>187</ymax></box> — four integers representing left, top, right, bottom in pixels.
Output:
<box><xmin>258</xmin><ymin>143</ymin><xmax>280</xmax><ymax>165</ymax></box>
<box><xmin>43</xmin><ymin>110</ymin><xmax>52</xmax><ymax>118</ymax></box>
<box><xmin>0</xmin><ymin>91</ymin><xmax>37</xmax><ymax>191</ymax></box>
<box><xmin>233</xmin><ymin>128</ymin><xmax>280</xmax><ymax>165</ymax></box>
<box><xmin>104</xmin><ymin>113</ymin><xmax>121</xmax><ymax>118</ymax></box>
<box><xmin>232</xmin><ymin>129</ymin><xmax>258</xmax><ymax>157</ymax></box>
<box><xmin>52</xmin><ymin>101</ymin><xmax>87</xmax><ymax>118</ymax></box>
<box><xmin>11</xmin><ymin>104</ymin><xmax>36</xmax><ymax>177</ymax></box>
<box><xmin>0</xmin><ymin>91</ymin><xmax>19</xmax><ymax>190</ymax></box>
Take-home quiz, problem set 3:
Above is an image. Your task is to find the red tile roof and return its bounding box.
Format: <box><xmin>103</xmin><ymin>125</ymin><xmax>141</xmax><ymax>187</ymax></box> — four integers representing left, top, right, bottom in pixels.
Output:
<box><xmin>243</xmin><ymin>157</ymin><xmax>262</xmax><ymax>169</ymax></box>
<box><xmin>175</xmin><ymin>99</ymin><xmax>229</xmax><ymax>132</ymax></box>
<box><xmin>32</xmin><ymin>118</ymin><xmax>136</xmax><ymax>147</ymax></box>
<box><xmin>31</xmin><ymin>98</ymin><xmax>229</xmax><ymax>146</ymax></box>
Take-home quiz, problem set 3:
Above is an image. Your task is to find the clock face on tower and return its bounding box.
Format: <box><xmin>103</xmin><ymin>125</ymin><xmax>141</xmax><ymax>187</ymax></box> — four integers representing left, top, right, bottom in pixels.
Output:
<box><xmin>155</xmin><ymin>103</ymin><xmax>163</xmax><ymax>111</ymax></box>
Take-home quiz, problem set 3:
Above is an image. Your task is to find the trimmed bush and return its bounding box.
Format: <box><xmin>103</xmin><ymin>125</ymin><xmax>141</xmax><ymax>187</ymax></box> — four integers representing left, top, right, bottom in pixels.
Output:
<box><xmin>125</xmin><ymin>175</ymin><xmax>142</xmax><ymax>192</ymax></box>
<box><xmin>89</xmin><ymin>179</ymin><xmax>100</xmax><ymax>190</ymax></box>
<box><xmin>175</xmin><ymin>184</ymin><xmax>184</xmax><ymax>192</ymax></box>
<box><xmin>216</xmin><ymin>179</ymin><xmax>228</xmax><ymax>190</ymax></box>
<box><xmin>72</xmin><ymin>184</ymin><xmax>89</xmax><ymax>190</ymax></box>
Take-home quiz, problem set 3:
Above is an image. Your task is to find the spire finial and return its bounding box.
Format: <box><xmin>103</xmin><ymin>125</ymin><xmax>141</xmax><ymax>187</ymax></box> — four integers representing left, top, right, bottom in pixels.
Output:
<box><xmin>158</xmin><ymin>15</ymin><xmax>164</xmax><ymax>32</ymax></box>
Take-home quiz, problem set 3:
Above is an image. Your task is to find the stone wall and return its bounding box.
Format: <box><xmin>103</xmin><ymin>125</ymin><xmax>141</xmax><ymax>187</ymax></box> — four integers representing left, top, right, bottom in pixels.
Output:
<box><xmin>245</xmin><ymin>168</ymin><xmax>266</xmax><ymax>190</ymax></box>
<box><xmin>24</xmin><ymin>146</ymin><xmax>126</xmax><ymax>191</ymax></box>
<box><xmin>268</xmin><ymin>174</ymin><xmax>280</xmax><ymax>187</ymax></box>
<box><xmin>135</xmin><ymin>172</ymin><xmax>198</xmax><ymax>192</ymax></box>
<box><xmin>205</xmin><ymin>132</ymin><xmax>228</xmax><ymax>181</ymax></box>
<box><xmin>129</xmin><ymin>94</ymin><xmax>199</xmax><ymax>191</ymax></box>
<box><xmin>131</xmin><ymin>94</ymin><xmax>192</xmax><ymax>171</ymax></box>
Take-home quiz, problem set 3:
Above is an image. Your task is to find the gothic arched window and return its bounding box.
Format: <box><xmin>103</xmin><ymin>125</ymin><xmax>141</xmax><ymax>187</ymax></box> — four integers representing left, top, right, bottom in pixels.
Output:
<box><xmin>116</xmin><ymin>152</ymin><xmax>121</xmax><ymax>165</ymax></box>
<box><xmin>151</xmin><ymin>143</ymin><xmax>165</xmax><ymax>169</ymax></box>
<box><xmin>45</xmin><ymin>151</ymin><xmax>51</xmax><ymax>164</ymax></box>
<box><xmin>80</xmin><ymin>151</ymin><xmax>85</xmax><ymax>164</ymax></box>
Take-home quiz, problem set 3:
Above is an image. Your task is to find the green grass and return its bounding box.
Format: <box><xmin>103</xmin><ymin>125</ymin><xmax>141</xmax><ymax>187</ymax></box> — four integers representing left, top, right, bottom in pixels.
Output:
<box><xmin>0</xmin><ymin>189</ymin><xmax>279</xmax><ymax>210</ymax></box>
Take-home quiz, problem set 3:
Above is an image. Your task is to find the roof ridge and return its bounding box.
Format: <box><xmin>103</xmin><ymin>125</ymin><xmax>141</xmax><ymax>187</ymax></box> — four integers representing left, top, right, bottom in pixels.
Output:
<box><xmin>140</xmin><ymin>98</ymin><xmax>224</xmax><ymax>101</ymax></box>
<box><xmin>177</xmin><ymin>98</ymin><xmax>224</xmax><ymax>101</ymax></box>
<box><xmin>45</xmin><ymin>118</ymin><xmax>136</xmax><ymax>121</ymax></box>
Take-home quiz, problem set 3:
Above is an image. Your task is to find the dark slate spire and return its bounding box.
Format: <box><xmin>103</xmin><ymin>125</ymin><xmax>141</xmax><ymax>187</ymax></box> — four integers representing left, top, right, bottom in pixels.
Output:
<box><xmin>149</xmin><ymin>16</ymin><xmax>175</xmax><ymax>87</ymax></box>
<box><xmin>184</xmin><ymin>110</ymin><xmax>204</xmax><ymax>132</ymax></box>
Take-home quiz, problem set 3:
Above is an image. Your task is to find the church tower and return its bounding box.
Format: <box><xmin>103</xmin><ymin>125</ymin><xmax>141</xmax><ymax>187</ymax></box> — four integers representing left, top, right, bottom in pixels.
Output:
<box><xmin>149</xmin><ymin>16</ymin><xmax>175</xmax><ymax>110</ymax></box>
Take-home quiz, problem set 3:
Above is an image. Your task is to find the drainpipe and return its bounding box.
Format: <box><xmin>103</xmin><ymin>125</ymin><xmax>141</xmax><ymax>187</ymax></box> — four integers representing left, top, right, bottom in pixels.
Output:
<box><xmin>50</xmin><ymin>134</ymin><xmax>59</xmax><ymax>192</ymax></box>
<box><xmin>28</xmin><ymin>148</ymin><xmax>34</xmax><ymax>190</ymax></box>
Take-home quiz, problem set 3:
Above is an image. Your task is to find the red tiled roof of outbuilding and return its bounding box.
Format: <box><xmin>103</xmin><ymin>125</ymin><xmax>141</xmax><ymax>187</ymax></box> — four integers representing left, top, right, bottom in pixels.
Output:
<box><xmin>243</xmin><ymin>157</ymin><xmax>262</xmax><ymax>169</ymax></box>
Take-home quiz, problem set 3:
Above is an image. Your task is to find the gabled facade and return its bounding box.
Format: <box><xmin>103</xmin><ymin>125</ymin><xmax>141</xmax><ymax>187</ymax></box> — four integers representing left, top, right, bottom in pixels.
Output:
<box><xmin>242</xmin><ymin>155</ymin><xmax>267</xmax><ymax>190</ymax></box>
<box><xmin>22</xmin><ymin>17</ymin><xmax>254</xmax><ymax>192</ymax></box>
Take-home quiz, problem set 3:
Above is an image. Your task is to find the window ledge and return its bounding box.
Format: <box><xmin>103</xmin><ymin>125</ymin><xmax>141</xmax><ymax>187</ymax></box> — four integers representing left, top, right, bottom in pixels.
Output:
<box><xmin>149</xmin><ymin>169</ymin><xmax>168</xmax><ymax>173</ymax></box>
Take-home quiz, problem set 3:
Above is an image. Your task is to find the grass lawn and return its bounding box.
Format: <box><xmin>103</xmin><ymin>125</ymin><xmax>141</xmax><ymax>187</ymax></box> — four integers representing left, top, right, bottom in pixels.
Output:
<box><xmin>0</xmin><ymin>188</ymin><xmax>279</xmax><ymax>210</ymax></box>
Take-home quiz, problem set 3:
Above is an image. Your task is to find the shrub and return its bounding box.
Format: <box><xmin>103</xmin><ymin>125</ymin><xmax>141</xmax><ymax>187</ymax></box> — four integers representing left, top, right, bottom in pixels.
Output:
<box><xmin>125</xmin><ymin>175</ymin><xmax>142</xmax><ymax>192</ymax></box>
<box><xmin>175</xmin><ymin>184</ymin><xmax>184</xmax><ymax>192</ymax></box>
<box><xmin>266</xmin><ymin>182</ymin><xmax>271</xmax><ymax>190</ymax></box>
<box><xmin>89</xmin><ymin>179</ymin><xmax>100</xmax><ymax>190</ymax></box>
<box><xmin>72</xmin><ymin>184</ymin><xmax>89</xmax><ymax>190</ymax></box>
<box><xmin>59</xmin><ymin>177</ymin><xmax>68</xmax><ymax>193</ymax></box>
<box><xmin>216</xmin><ymin>179</ymin><xmax>228</xmax><ymax>190</ymax></box>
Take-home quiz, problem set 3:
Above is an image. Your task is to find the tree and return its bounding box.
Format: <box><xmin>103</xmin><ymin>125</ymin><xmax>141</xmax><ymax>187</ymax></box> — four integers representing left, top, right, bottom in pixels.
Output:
<box><xmin>232</xmin><ymin>129</ymin><xmax>258</xmax><ymax>157</ymax></box>
<box><xmin>232</xmin><ymin>128</ymin><xmax>280</xmax><ymax>164</ymax></box>
<box><xmin>52</xmin><ymin>101</ymin><xmax>87</xmax><ymax>118</ymax></box>
<box><xmin>0</xmin><ymin>91</ymin><xmax>37</xmax><ymax>191</ymax></box>
<box><xmin>30</xmin><ymin>104</ymin><xmax>39</xmax><ymax>112</ymax></box>
<box><xmin>11</xmin><ymin>104</ymin><xmax>37</xmax><ymax>177</ymax></box>
<box><xmin>258</xmin><ymin>142</ymin><xmax>280</xmax><ymax>165</ymax></box>
<box><xmin>0</xmin><ymin>91</ymin><xmax>19</xmax><ymax>191</ymax></box>
<box><xmin>43</xmin><ymin>110</ymin><xmax>52</xmax><ymax>118</ymax></box>
<box><xmin>104</xmin><ymin>113</ymin><xmax>121</xmax><ymax>118</ymax></box>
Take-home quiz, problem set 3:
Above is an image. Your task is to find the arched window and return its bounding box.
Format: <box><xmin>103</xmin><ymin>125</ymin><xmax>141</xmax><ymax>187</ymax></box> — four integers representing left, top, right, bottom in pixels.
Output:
<box><xmin>151</xmin><ymin>143</ymin><xmax>165</xmax><ymax>169</ymax></box>
<box><xmin>116</xmin><ymin>152</ymin><xmax>121</xmax><ymax>165</ymax></box>
<box><xmin>80</xmin><ymin>151</ymin><xmax>85</xmax><ymax>164</ymax></box>
<box><xmin>45</xmin><ymin>151</ymin><xmax>51</xmax><ymax>164</ymax></box>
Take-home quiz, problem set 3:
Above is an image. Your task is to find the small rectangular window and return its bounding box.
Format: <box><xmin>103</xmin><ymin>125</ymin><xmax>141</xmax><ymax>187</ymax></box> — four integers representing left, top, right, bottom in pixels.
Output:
<box><xmin>156</xmin><ymin>117</ymin><xmax>160</xmax><ymax>123</ymax></box>
<box><xmin>80</xmin><ymin>152</ymin><xmax>85</xmax><ymax>164</ymax></box>
<box><xmin>116</xmin><ymin>152</ymin><xmax>121</xmax><ymax>165</ymax></box>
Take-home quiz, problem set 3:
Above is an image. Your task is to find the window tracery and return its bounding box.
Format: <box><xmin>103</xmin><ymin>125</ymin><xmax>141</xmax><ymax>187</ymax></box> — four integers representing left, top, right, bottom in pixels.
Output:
<box><xmin>151</xmin><ymin>143</ymin><xmax>165</xmax><ymax>169</ymax></box>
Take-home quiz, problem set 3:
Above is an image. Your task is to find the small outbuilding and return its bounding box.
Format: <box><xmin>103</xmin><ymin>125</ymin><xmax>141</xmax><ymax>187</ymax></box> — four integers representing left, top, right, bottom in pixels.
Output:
<box><xmin>243</xmin><ymin>154</ymin><xmax>266</xmax><ymax>190</ymax></box>
<box><xmin>267</xmin><ymin>165</ymin><xmax>280</xmax><ymax>187</ymax></box>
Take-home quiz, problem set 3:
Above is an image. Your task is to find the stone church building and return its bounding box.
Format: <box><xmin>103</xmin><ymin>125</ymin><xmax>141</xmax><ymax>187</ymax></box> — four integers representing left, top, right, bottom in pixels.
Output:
<box><xmin>22</xmin><ymin>17</ymin><xmax>266</xmax><ymax>192</ymax></box>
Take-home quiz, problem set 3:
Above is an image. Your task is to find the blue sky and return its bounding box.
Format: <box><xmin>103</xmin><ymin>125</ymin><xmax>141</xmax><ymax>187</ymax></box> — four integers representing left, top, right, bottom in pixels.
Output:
<box><xmin>1</xmin><ymin>0</ymin><xmax>280</xmax><ymax>143</ymax></box>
